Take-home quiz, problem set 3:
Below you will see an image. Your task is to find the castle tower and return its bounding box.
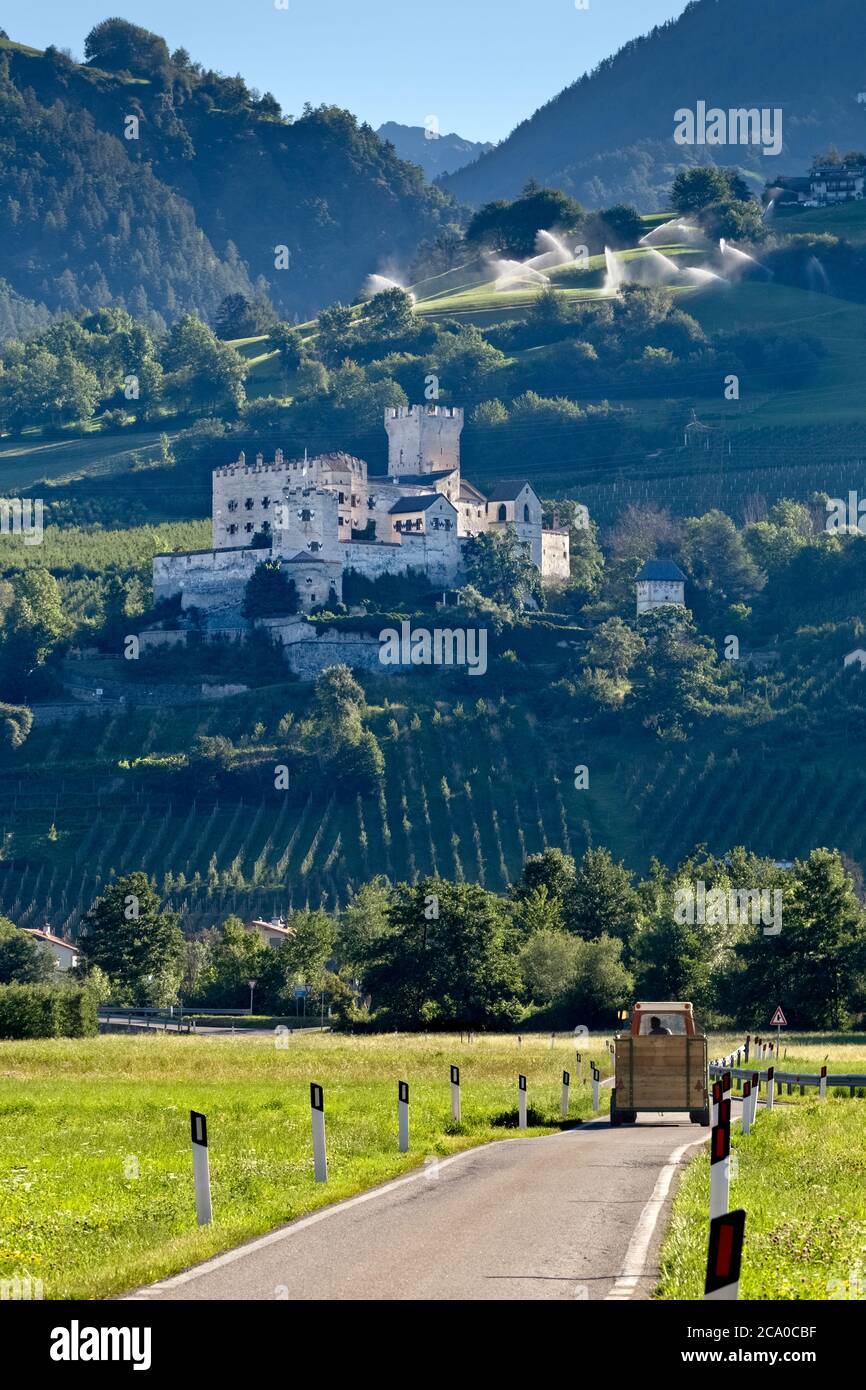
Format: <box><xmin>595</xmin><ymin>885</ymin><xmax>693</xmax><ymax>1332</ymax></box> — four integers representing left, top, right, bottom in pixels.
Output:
<box><xmin>385</xmin><ymin>405</ymin><xmax>463</xmax><ymax>477</ymax></box>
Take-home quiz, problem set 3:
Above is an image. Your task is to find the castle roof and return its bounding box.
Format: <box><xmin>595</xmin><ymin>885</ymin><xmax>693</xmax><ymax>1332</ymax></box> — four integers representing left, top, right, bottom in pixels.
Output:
<box><xmin>286</xmin><ymin>551</ymin><xmax>329</xmax><ymax>564</ymax></box>
<box><xmin>486</xmin><ymin>479</ymin><xmax>535</xmax><ymax>502</ymax></box>
<box><xmin>636</xmin><ymin>559</ymin><xmax>686</xmax><ymax>583</ymax></box>
<box><xmin>388</xmin><ymin>494</ymin><xmax>454</xmax><ymax>515</ymax></box>
<box><xmin>459</xmin><ymin>480</ymin><xmax>487</xmax><ymax>504</ymax></box>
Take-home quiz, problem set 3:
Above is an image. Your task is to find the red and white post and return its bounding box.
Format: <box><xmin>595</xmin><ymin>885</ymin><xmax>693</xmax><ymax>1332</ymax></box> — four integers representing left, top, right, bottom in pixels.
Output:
<box><xmin>704</xmin><ymin>1209</ymin><xmax>747</xmax><ymax>1301</ymax></box>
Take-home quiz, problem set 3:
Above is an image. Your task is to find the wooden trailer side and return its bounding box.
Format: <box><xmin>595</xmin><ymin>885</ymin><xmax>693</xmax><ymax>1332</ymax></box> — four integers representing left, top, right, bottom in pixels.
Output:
<box><xmin>616</xmin><ymin>1035</ymin><xmax>707</xmax><ymax>1110</ymax></box>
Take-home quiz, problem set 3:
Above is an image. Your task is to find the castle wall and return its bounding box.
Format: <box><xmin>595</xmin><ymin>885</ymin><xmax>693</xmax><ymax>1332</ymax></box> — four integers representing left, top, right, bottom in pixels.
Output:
<box><xmin>636</xmin><ymin>580</ymin><xmax>685</xmax><ymax>614</ymax></box>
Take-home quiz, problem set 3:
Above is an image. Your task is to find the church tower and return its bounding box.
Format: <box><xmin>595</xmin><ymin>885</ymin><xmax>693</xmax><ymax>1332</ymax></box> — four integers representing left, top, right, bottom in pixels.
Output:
<box><xmin>385</xmin><ymin>405</ymin><xmax>464</xmax><ymax>477</ymax></box>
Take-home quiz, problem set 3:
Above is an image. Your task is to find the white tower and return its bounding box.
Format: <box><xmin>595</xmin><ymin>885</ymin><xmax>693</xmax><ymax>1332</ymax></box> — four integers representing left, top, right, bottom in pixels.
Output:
<box><xmin>385</xmin><ymin>405</ymin><xmax>464</xmax><ymax>477</ymax></box>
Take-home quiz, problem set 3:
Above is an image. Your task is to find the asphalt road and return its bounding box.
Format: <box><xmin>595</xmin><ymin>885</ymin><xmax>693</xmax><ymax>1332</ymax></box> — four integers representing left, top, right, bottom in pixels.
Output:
<box><xmin>130</xmin><ymin>1113</ymin><xmax>709</xmax><ymax>1302</ymax></box>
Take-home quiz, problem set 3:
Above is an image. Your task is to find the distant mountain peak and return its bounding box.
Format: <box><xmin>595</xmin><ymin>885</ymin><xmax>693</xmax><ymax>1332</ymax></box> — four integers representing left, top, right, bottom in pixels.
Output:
<box><xmin>377</xmin><ymin>121</ymin><xmax>493</xmax><ymax>180</ymax></box>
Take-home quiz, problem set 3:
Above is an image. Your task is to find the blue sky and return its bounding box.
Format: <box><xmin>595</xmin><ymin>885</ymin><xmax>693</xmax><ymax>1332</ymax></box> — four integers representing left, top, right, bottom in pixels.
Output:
<box><xmin>1</xmin><ymin>0</ymin><xmax>691</xmax><ymax>142</ymax></box>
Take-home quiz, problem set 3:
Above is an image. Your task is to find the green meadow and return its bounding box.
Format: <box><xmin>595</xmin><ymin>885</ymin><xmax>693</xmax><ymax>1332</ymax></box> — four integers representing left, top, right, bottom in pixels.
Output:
<box><xmin>0</xmin><ymin>1031</ymin><xmax>611</xmax><ymax>1300</ymax></box>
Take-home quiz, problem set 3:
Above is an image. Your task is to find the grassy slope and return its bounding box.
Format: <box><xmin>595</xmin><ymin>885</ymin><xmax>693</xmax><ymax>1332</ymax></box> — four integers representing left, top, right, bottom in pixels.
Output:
<box><xmin>0</xmin><ymin>1032</ymin><xmax>612</xmax><ymax>1299</ymax></box>
<box><xmin>658</xmin><ymin>1099</ymin><xmax>866</xmax><ymax>1299</ymax></box>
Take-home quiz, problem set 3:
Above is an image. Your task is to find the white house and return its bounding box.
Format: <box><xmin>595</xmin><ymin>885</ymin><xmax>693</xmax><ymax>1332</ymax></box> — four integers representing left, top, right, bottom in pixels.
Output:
<box><xmin>843</xmin><ymin>648</ymin><xmax>866</xmax><ymax>670</ymax></box>
<box><xmin>636</xmin><ymin>558</ymin><xmax>687</xmax><ymax>615</ymax></box>
<box><xmin>25</xmin><ymin>929</ymin><xmax>81</xmax><ymax>970</ymax></box>
<box><xmin>247</xmin><ymin>917</ymin><xmax>296</xmax><ymax>948</ymax></box>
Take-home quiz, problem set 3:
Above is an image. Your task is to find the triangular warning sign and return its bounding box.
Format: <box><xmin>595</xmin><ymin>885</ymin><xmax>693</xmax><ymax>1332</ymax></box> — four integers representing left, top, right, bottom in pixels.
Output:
<box><xmin>770</xmin><ymin>1006</ymin><xmax>787</xmax><ymax>1027</ymax></box>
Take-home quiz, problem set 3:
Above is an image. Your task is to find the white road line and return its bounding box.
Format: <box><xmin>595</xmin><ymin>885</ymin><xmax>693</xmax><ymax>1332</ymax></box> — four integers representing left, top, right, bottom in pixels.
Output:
<box><xmin>124</xmin><ymin>1127</ymin><xmax>574</xmax><ymax>1298</ymax></box>
<box><xmin>604</xmin><ymin>1136</ymin><xmax>707</xmax><ymax>1301</ymax></box>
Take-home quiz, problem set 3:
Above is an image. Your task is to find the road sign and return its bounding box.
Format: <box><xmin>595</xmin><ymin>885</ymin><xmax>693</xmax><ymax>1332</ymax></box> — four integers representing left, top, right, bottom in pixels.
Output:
<box><xmin>770</xmin><ymin>1006</ymin><xmax>787</xmax><ymax>1026</ymax></box>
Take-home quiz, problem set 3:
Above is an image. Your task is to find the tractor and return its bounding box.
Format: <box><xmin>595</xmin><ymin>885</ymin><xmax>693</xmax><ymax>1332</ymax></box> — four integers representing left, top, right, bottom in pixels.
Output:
<box><xmin>609</xmin><ymin>1001</ymin><xmax>709</xmax><ymax>1126</ymax></box>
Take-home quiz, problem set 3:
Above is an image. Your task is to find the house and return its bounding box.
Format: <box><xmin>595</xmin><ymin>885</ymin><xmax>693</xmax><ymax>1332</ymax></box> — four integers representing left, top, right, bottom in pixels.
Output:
<box><xmin>25</xmin><ymin>928</ymin><xmax>81</xmax><ymax>970</ymax></box>
<box><xmin>636</xmin><ymin>558</ymin><xmax>687</xmax><ymax>615</ymax></box>
<box><xmin>769</xmin><ymin>161</ymin><xmax>866</xmax><ymax>210</ymax></box>
<box><xmin>247</xmin><ymin>917</ymin><xmax>297</xmax><ymax>948</ymax></box>
<box><xmin>843</xmin><ymin>648</ymin><xmax>866</xmax><ymax>670</ymax></box>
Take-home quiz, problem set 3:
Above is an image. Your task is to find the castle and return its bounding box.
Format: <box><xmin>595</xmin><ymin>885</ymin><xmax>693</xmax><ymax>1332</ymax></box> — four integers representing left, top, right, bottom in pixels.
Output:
<box><xmin>152</xmin><ymin>406</ymin><xmax>570</xmax><ymax>620</ymax></box>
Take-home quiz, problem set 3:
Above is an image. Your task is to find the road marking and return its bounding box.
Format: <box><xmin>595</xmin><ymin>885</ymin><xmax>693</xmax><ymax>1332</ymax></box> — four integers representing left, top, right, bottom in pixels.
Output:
<box><xmin>124</xmin><ymin>1128</ymin><xmax>573</xmax><ymax>1298</ymax></box>
<box><xmin>604</xmin><ymin>1136</ymin><xmax>706</xmax><ymax>1301</ymax></box>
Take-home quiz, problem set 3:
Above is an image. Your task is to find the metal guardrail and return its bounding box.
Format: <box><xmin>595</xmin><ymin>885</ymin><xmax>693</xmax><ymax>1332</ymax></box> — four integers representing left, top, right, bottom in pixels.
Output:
<box><xmin>709</xmin><ymin>1059</ymin><xmax>866</xmax><ymax>1094</ymax></box>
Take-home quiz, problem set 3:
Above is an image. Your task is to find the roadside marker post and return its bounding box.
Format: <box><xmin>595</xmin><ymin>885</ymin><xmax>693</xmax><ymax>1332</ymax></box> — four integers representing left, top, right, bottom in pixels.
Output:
<box><xmin>310</xmin><ymin>1082</ymin><xmax>328</xmax><ymax>1183</ymax></box>
<box><xmin>398</xmin><ymin>1080</ymin><xmax>409</xmax><ymax>1153</ymax></box>
<box><xmin>722</xmin><ymin>1070</ymin><xmax>732</xmax><ymax>1105</ymax></box>
<box><xmin>518</xmin><ymin>1073</ymin><xmax>527</xmax><ymax>1129</ymax></box>
<box><xmin>710</xmin><ymin>1098</ymin><xmax>731</xmax><ymax>1220</ymax></box>
<box><xmin>820</xmin><ymin>1065</ymin><xmax>827</xmax><ymax>1101</ymax></box>
<box><xmin>450</xmin><ymin>1065</ymin><xmax>461</xmax><ymax>1123</ymax></box>
<box><xmin>766</xmin><ymin>1066</ymin><xmax>775</xmax><ymax>1111</ymax></box>
<box><xmin>591</xmin><ymin>1066</ymin><xmax>600</xmax><ymax>1112</ymax></box>
<box><xmin>704</xmin><ymin>1209</ymin><xmax>746</xmax><ymax>1301</ymax></box>
<box><xmin>561</xmin><ymin>1070</ymin><xmax>570</xmax><ymax>1117</ymax></box>
<box><xmin>190</xmin><ymin>1110</ymin><xmax>212</xmax><ymax>1226</ymax></box>
<box><xmin>744</xmin><ymin>1035</ymin><xmax>750</xmax><ymax>1062</ymax></box>
<box><xmin>711</xmin><ymin>1079</ymin><xmax>722</xmax><ymax>1128</ymax></box>
<box><xmin>576</xmin><ymin>1051</ymin><xmax>582</xmax><ymax>1081</ymax></box>
<box><xmin>741</xmin><ymin>1080</ymin><xmax>752</xmax><ymax>1136</ymax></box>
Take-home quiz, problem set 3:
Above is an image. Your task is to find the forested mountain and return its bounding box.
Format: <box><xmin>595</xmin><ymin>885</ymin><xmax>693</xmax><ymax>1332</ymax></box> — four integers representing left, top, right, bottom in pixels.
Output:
<box><xmin>443</xmin><ymin>0</ymin><xmax>866</xmax><ymax>208</ymax></box>
<box><xmin>377</xmin><ymin>122</ymin><xmax>493</xmax><ymax>179</ymax></box>
<box><xmin>0</xmin><ymin>23</ymin><xmax>454</xmax><ymax>327</ymax></box>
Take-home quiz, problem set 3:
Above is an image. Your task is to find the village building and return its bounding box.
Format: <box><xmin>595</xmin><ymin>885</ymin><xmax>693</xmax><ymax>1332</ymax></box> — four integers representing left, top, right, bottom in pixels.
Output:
<box><xmin>25</xmin><ymin>928</ymin><xmax>81</xmax><ymax>970</ymax></box>
<box><xmin>247</xmin><ymin>917</ymin><xmax>296</xmax><ymax>948</ymax></box>
<box><xmin>843</xmin><ymin>648</ymin><xmax>866</xmax><ymax>670</ymax></box>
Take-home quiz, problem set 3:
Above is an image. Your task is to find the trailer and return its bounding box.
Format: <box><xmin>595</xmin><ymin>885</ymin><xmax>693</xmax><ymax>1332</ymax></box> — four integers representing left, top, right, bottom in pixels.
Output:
<box><xmin>610</xmin><ymin>1000</ymin><xmax>709</xmax><ymax>1126</ymax></box>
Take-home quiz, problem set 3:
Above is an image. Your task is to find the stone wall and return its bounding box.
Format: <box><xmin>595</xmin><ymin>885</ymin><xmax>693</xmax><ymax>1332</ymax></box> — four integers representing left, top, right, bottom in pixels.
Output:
<box><xmin>541</xmin><ymin>530</ymin><xmax>571</xmax><ymax>582</ymax></box>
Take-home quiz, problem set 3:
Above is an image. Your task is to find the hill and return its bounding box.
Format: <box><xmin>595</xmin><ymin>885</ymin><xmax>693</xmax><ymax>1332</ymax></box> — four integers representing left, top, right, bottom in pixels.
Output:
<box><xmin>442</xmin><ymin>0</ymin><xmax>866</xmax><ymax>208</ymax></box>
<box><xmin>0</xmin><ymin>21</ymin><xmax>454</xmax><ymax>325</ymax></box>
<box><xmin>377</xmin><ymin>122</ymin><xmax>493</xmax><ymax>178</ymax></box>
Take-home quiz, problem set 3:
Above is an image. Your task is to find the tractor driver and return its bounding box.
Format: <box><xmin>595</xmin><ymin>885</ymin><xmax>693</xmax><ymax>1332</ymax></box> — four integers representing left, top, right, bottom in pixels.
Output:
<box><xmin>649</xmin><ymin>1015</ymin><xmax>672</xmax><ymax>1035</ymax></box>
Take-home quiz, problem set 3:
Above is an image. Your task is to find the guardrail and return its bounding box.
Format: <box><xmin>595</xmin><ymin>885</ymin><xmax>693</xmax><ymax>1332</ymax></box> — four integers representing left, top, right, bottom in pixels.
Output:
<box><xmin>709</xmin><ymin>1059</ymin><xmax>866</xmax><ymax>1096</ymax></box>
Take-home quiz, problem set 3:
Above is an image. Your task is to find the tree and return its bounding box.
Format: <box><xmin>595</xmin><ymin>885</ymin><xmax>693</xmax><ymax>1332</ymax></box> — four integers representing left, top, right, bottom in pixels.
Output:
<box><xmin>338</xmin><ymin>876</ymin><xmax>393</xmax><ymax>972</ymax></box>
<box><xmin>512</xmin><ymin>847</ymin><xmax>576</xmax><ymax>906</ymax></box>
<box><xmin>81</xmin><ymin>873</ymin><xmax>184</xmax><ymax>1005</ymax></box>
<box><xmin>670</xmin><ymin>167</ymin><xmax>737</xmax><ymax>213</ymax></box>
<box><xmin>564</xmin><ymin>848</ymin><xmax>642</xmax><ymax>955</ymax></box>
<box><xmin>163</xmin><ymin>314</ymin><xmax>247</xmax><ymax>415</ymax></box>
<box><xmin>197</xmin><ymin>916</ymin><xmax>267</xmax><ymax>1006</ymax></box>
<box><xmin>214</xmin><ymin>294</ymin><xmax>273</xmax><ymax>340</ymax></box>
<box><xmin>361</xmin><ymin>288</ymin><xmax>415</xmax><ymax>341</ymax></box>
<box><xmin>0</xmin><ymin>570</ymin><xmax>67</xmax><ymax>695</ymax></box>
<box><xmin>466</xmin><ymin>184</ymin><xmax>583</xmax><ymax>258</ymax></box>
<box><xmin>0</xmin><ymin>701</ymin><xmax>32</xmax><ymax>749</ymax></box>
<box><xmin>0</xmin><ymin>918</ymin><xmax>54</xmax><ymax>984</ymax></box>
<box><xmin>242</xmin><ymin>561</ymin><xmax>298</xmax><ymax>619</ymax></box>
<box><xmin>511</xmin><ymin>884</ymin><xmax>565</xmax><ymax>937</ymax></box>
<box><xmin>699</xmin><ymin>198</ymin><xmax>766</xmax><ymax>243</ymax></box>
<box><xmin>584</xmin><ymin>618</ymin><xmax>645</xmax><ymax>681</ymax></box>
<box><xmin>564</xmin><ymin>934</ymin><xmax>633</xmax><ymax>1027</ymax></box>
<box><xmin>362</xmin><ymin>879</ymin><xmax>523</xmax><ymax>1028</ymax></box>
<box><xmin>463</xmin><ymin>528</ymin><xmax>541</xmax><ymax>609</ymax></box>
<box><xmin>683</xmin><ymin>510</ymin><xmax>764</xmax><ymax>603</ymax></box>
<box><xmin>519</xmin><ymin>928</ymin><xmax>579</xmax><ymax>1003</ymax></box>
<box><xmin>271</xmin><ymin>322</ymin><xmax>304</xmax><ymax>375</ymax></box>
<box><xmin>635</xmin><ymin>919</ymin><xmax>712</xmax><ymax>1009</ymax></box>
<box><xmin>84</xmin><ymin>19</ymin><xmax>171</xmax><ymax>76</ymax></box>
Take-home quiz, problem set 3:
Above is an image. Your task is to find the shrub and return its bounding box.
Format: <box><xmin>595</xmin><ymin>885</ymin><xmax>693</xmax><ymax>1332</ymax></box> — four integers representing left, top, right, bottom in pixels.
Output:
<box><xmin>0</xmin><ymin>983</ymin><xmax>99</xmax><ymax>1039</ymax></box>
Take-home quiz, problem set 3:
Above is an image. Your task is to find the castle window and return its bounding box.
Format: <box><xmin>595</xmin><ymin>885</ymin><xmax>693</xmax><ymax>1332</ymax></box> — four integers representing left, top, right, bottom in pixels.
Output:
<box><xmin>299</xmin><ymin>508</ymin><xmax>312</xmax><ymax>521</ymax></box>
<box><xmin>368</xmin><ymin>497</ymin><xmax>376</xmax><ymax>509</ymax></box>
<box><xmin>228</xmin><ymin>523</ymin><xmax>238</xmax><ymax>536</ymax></box>
<box><xmin>227</xmin><ymin>499</ymin><xmax>238</xmax><ymax>512</ymax></box>
<box><xmin>444</xmin><ymin>519</ymin><xmax>452</xmax><ymax>531</ymax></box>
<box><xmin>309</xmin><ymin>541</ymin><xmax>321</xmax><ymax>552</ymax></box>
<box><xmin>245</xmin><ymin>497</ymin><xmax>254</xmax><ymax>510</ymax></box>
<box><xmin>523</xmin><ymin>503</ymin><xmax>530</xmax><ymax>523</ymax></box>
<box><xmin>262</xmin><ymin>497</ymin><xmax>270</xmax><ymax>509</ymax></box>
<box><xmin>245</xmin><ymin>522</ymin><xmax>254</xmax><ymax>533</ymax></box>
<box><xmin>338</xmin><ymin>492</ymin><xmax>345</xmax><ymax>504</ymax></box>
<box><xmin>498</xmin><ymin>504</ymin><xmax>507</xmax><ymax>522</ymax></box>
